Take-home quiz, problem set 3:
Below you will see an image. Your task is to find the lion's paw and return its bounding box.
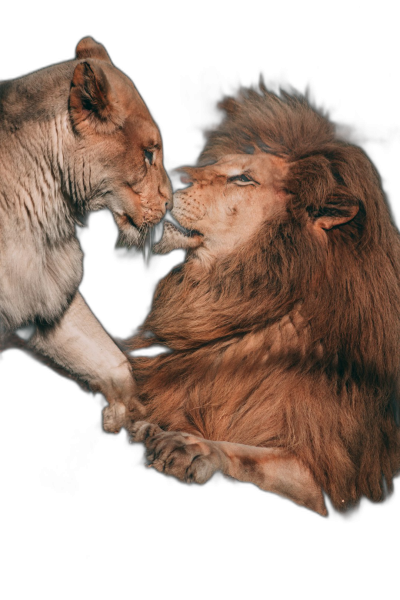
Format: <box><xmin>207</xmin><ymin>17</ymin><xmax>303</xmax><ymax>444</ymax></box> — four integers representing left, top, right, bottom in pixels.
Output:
<box><xmin>129</xmin><ymin>420</ymin><xmax>163</xmax><ymax>442</ymax></box>
<box><xmin>144</xmin><ymin>432</ymin><xmax>223</xmax><ymax>484</ymax></box>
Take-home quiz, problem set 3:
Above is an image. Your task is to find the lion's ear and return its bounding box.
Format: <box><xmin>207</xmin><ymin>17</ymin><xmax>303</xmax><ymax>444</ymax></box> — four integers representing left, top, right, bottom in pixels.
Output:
<box><xmin>314</xmin><ymin>204</ymin><xmax>359</xmax><ymax>231</ymax></box>
<box><xmin>75</xmin><ymin>37</ymin><xmax>112</xmax><ymax>64</ymax></box>
<box><xmin>69</xmin><ymin>61</ymin><xmax>124</xmax><ymax>134</ymax></box>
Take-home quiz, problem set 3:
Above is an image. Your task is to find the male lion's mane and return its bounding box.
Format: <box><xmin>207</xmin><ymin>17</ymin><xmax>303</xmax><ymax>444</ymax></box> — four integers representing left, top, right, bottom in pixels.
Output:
<box><xmin>129</xmin><ymin>83</ymin><xmax>400</xmax><ymax>509</ymax></box>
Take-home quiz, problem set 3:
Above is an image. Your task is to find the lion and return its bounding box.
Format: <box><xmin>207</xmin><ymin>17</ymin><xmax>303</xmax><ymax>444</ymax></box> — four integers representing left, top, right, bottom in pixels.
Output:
<box><xmin>0</xmin><ymin>37</ymin><xmax>172</xmax><ymax>433</ymax></box>
<box><xmin>128</xmin><ymin>84</ymin><xmax>400</xmax><ymax>515</ymax></box>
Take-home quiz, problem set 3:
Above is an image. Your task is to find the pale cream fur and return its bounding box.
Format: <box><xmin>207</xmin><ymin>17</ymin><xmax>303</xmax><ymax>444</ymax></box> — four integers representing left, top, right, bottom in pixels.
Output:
<box><xmin>0</xmin><ymin>38</ymin><xmax>172</xmax><ymax>430</ymax></box>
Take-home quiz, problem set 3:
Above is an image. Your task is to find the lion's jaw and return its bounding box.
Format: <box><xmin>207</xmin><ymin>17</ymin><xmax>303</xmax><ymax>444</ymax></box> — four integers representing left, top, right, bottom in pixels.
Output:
<box><xmin>154</xmin><ymin>153</ymin><xmax>288</xmax><ymax>260</ymax></box>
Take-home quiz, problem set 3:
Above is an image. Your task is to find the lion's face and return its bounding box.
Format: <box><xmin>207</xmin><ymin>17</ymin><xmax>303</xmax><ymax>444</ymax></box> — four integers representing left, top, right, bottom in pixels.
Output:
<box><xmin>155</xmin><ymin>153</ymin><xmax>287</xmax><ymax>259</ymax></box>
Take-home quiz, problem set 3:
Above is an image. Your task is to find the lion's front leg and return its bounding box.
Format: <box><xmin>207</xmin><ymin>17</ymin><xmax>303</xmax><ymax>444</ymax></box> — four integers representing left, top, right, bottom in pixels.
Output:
<box><xmin>130</xmin><ymin>421</ymin><xmax>223</xmax><ymax>483</ymax></box>
<box><xmin>131</xmin><ymin>422</ymin><xmax>327</xmax><ymax>515</ymax></box>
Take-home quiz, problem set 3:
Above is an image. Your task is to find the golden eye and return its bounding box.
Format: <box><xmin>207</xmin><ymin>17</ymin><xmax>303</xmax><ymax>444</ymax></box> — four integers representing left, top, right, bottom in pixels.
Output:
<box><xmin>144</xmin><ymin>149</ymin><xmax>154</xmax><ymax>165</ymax></box>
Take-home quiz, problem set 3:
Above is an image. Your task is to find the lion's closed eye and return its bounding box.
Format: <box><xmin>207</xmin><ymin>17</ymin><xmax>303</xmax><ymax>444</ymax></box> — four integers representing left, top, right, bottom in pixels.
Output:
<box><xmin>228</xmin><ymin>173</ymin><xmax>259</xmax><ymax>186</ymax></box>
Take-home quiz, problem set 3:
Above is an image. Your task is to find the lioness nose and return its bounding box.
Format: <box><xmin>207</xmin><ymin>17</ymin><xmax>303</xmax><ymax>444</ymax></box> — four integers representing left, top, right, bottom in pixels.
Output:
<box><xmin>169</xmin><ymin>169</ymin><xmax>193</xmax><ymax>192</ymax></box>
<box><xmin>165</xmin><ymin>178</ymin><xmax>174</xmax><ymax>210</ymax></box>
<box><xmin>160</xmin><ymin>181</ymin><xmax>173</xmax><ymax>210</ymax></box>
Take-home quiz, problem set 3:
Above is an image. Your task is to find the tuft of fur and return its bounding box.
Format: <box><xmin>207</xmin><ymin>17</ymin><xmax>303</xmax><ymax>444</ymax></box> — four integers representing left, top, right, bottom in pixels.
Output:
<box><xmin>128</xmin><ymin>83</ymin><xmax>400</xmax><ymax>510</ymax></box>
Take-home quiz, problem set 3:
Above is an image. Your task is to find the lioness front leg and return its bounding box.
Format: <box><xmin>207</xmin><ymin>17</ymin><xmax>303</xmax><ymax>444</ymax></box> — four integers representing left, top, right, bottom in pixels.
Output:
<box><xmin>30</xmin><ymin>292</ymin><xmax>145</xmax><ymax>432</ymax></box>
<box><xmin>130</xmin><ymin>421</ymin><xmax>327</xmax><ymax>515</ymax></box>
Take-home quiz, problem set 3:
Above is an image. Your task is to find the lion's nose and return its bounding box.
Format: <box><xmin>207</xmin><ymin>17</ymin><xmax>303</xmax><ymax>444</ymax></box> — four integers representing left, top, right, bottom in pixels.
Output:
<box><xmin>169</xmin><ymin>169</ymin><xmax>193</xmax><ymax>193</ymax></box>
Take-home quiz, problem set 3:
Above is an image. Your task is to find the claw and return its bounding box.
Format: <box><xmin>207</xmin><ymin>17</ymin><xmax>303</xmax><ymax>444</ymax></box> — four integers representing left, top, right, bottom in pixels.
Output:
<box><xmin>129</xmin><ymin>421</ymin><xmax>164</xmax><ymax>450</ymax></box>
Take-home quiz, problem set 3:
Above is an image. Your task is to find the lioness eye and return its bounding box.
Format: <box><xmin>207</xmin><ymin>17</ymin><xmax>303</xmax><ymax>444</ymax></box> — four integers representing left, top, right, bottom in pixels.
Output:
<box><xmin>144</xmin><ymin>149</ymin><xmax>154</xmax><ymax>165</ymax></box>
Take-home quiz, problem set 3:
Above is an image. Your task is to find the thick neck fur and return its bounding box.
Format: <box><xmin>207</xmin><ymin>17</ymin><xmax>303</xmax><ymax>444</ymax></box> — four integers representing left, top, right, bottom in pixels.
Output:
<box><xmin>0</xmin><ymin>67</ymin><xmax>82</xmax><ymax>240</ymax></box>
<box><xmin>138</xmin><ymin>219</ymin><xmax>317</xmax><ymax>346</ymax></box>
<box><xmin>135</xmin><ymin>212</ymin><xmax>400</xmax><ymax>395</ymax></box>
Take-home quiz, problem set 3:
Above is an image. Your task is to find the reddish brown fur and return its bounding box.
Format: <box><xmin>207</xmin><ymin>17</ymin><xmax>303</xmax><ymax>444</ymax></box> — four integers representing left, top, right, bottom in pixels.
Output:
<box><xmin>128</xmin><ymin>84</ymin><xmax>400</xmax><ymax>510</ymax></box>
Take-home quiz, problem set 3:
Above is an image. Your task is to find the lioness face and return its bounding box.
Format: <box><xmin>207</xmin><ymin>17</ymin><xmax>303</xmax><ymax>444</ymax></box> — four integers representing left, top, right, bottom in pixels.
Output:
<box><xmin>160</xmin><ymin>153</ymin><xmax>287</xmax><ymax>259</ymax></box>
<box><xmin>103</xmin><ymin>70</ymin><xmax>172</xmax><ymax>246</ymax></box>
<box><xmin>69</xmin><ymin>60</ymin><xmax>172</xmax><ymax>247</ymax></box>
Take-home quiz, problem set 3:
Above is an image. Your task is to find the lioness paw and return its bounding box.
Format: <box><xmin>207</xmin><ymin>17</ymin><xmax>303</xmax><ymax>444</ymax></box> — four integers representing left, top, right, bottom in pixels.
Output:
<box><xmin>103</xmin><ymin>397</ymin><xmax>148</xmax><ymax>433</ymax></box>
<box><xmin>103</xmin><ymin>402</ymin><xmax>127</xmax><ymax>433</ymax></box>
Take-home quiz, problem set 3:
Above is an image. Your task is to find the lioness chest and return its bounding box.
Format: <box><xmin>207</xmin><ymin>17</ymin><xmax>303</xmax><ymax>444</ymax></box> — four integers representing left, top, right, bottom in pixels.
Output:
<box><xmin>0</xmin><ymin>228</ymin><xmax>83</xmax><ymax>330</ymax></box>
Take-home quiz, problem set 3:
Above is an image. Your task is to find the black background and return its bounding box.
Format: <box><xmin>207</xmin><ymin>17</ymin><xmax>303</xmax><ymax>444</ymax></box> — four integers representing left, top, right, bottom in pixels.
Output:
<box><xmin>0</xmin><ymin>4</ymin><xmax>400</xmax><ymax>589</ymax></box>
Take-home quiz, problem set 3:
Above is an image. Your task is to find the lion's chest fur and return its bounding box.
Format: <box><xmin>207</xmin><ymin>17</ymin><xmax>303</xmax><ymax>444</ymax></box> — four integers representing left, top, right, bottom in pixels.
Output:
<box><xmin>136</xmin><ymin>309</ymin><xmax>315</xmax><ymax>437</ymax></box>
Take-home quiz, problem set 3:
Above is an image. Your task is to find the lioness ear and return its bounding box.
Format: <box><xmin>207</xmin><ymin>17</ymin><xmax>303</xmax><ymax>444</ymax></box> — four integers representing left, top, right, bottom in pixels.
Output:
<box><xmin>69</xmin><ymin>61</ymin><xmax>124</xmax><ymax>134</ymax></box>
<box><xmin>314</xmin><ymin>205</ymin><xmax>359</xmax><ymax>230</ymax></box>
<box><xmin>75</xmin><ymin>37</ymin><xmax>112</xmax><ymax>64</ymax></box>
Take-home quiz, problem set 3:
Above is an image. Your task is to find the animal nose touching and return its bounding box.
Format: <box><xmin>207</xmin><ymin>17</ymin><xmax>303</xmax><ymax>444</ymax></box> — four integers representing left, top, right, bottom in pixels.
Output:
<box><xmin>150</xmin><ymin>182</ymin><xmax>173</xmax><ymax>220</ymax></box>
<box><xmin>162</xmin><ymin>178</ymin><xmax>174</xmax><ymax>210</ymax></box>
<box><xmin>136</xmin><ymin>194</ymin><xmax>171</xmax><ymax>229</ymax></box>
<box><xmin>2</xmin><ymin>36</ymin><xmax>399</xmax><ymax>515</ymax></box>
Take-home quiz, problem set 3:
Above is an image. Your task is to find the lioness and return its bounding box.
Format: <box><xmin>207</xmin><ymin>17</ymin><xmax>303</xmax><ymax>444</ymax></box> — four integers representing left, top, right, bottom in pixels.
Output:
<box><xmin>128</xmin><ymin>84</ymin><xmax>400</xmax><ymax>515</ymax></box>
<box><xmin>0</xmin><ymin>37</ymin><xmax>172</xmax><ymax>432</ymax></box>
